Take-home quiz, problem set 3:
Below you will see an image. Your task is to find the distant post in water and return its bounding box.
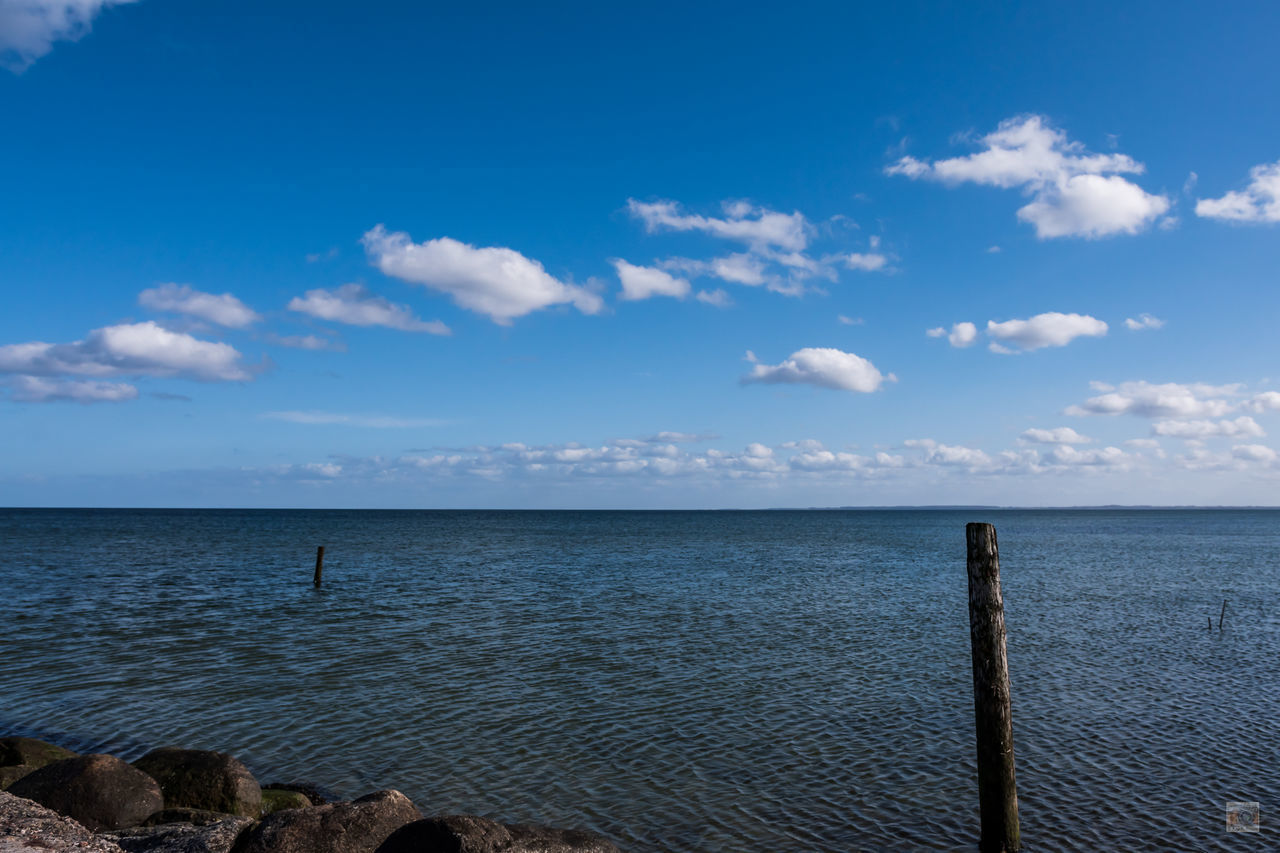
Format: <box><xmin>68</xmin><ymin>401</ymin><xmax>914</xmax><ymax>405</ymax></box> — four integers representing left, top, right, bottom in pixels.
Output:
<box><xmin>966</xmin><ymin>522</ymin><xmax>1021</xmax><ymax>852</ymax></box>
<box><xmin>314</xmin><ymin>546</ymin><xmax>325</xmax><ymax>587</ymax></box>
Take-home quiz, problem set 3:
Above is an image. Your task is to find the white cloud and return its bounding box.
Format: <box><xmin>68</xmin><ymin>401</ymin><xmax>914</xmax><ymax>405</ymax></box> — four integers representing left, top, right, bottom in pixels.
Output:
<box><xmin>263</xmin><ymin>411</ymin><xmax>447</xmax><ymax>429</ymax></box>
<box><xmin>1124</xmin><ymin>313</ymin><xmax>1164</xmax><ymax>331</ymax></box>
<box><xmin>1152</xmin><ymin>416</ymin><xmax>1264</xmax><ymax>439</ymax></box>
<box><xmin>1247</xmin><ymin>391</ymin><xmax>1280</xmax><ymax>413</ymax></box>
<box><xmin>362</xmin><ymin>225</ymin><xmax>602</xmax><ymax>324</ymax></box>
<box><xmin>138</xmin><ymin>283</ymin><xmax>261</xmax><ymax>329</ymax></box>
<box><xmin>1066</xmin><ymin>380</ymin><xmax>1244</xmax><ymax>418</ymax></box>
<box><xmin>266</xmin><ymin>334</ymin><xmax>346</xmax><ymax>352</ymax></box>
<box><xmin>904</xmin><ymin>438</ymin><xmax>993</xmax><ymax>468</ymax></box>
<box><xmin>0</xmin><ymin>0</ymin><xmax>137</xmax><ymax>72</ymax></box>
<box><xmin>287</xmin><ymin>284</ymin><xmax>450</xmax><ymax>335</ymax></box>
<box><xmin>627</xmin><ymin>198</ymin><xmax>810</xmax><ymax>252</ymax></box>
<box><xmin>986</xmin><ymin>312</ymin><xmax>1107</xmax><ymax>351</ymax></box>
<box><xmin>886</xmin><ymin>115</ymin><xmax>1170</xmax><ymax>238</ymax></box>
<box><xmin>1196</xmin><ymin>160</ymin><xmax>1280</xmax><ymax>223</ymax></box>
<box><xmin>1049</xmin><ymin>445</ymin><xmax>1128</xmax><ymax>466</ymax></box>
<box><xmin>926</xmin><ymin>321</ymin><xmax>978</xmax><ymax>348</ymax></box>
<box><xmin>838</xmin><ymin>315</ymin><xmax>863</xmax><ymax>326</ymax></box>
<box><xmin>695</xmin><ymin>288</ymin><xmax>732</xmax><ymax>308</ymax></box>
<box><xmin>744</xmin><ymin>347</ymin><xmax>894</xmax><ymax>393</ymax></box>
<box><xmin>710</xmin><ymin>253</ymin><xmax>768</xmax><ymax>285</ymax></box>
<box><xmin>6</xmin><ymin>375</ymin><xmax>138</xmax><ymax>403</ymax></box>
<box><xmin>844</xmin><ymin>252</ymin><xmax>888</xmax><ymax>271</ymax></box>
<box><xmin>0</xmin><ymin>321</ymin><xmax>251</xmax><ymax>382</ymax></box>
<box><xmin>1232</xmin><ymin>444</ymin><xmax>1278</xmax><ymax>464</ymax></box>
<box><xmin>1021</xmin><ymin>427</ymin><xmax>1092</xmax><ymax>445</ymax></box>
<box><xmin>612</xmin><ymin>259</ymin><xmax>691</xmax><ymax>301</ymax></box>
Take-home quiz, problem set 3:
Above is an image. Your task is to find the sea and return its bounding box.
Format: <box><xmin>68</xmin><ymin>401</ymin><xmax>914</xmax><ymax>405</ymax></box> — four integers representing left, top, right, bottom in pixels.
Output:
<box><xmin>1</xmin><ymin>508</ymin><xmax>1276</xmax><ymax>851</ymax></box>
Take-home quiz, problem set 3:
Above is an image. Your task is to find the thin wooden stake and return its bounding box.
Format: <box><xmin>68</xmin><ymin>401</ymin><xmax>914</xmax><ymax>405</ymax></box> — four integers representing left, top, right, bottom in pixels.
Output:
<box><xmin>314</xmin><ymin>546</ymin><xmax>325</xmax><ymax>587</ymax></box>
<box><xmin>966</xmin><ymin>522</ymin><xmax>1021</xmax><ymax>853</ymax></box>
<box><xmin>1219</xmin><ymin>599</ymin><xmax>1227</xmax><ymax>631</ymax></box>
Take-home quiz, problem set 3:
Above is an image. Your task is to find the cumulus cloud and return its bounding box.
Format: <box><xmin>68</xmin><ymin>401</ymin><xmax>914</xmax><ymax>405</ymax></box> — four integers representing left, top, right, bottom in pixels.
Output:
<box><xmin>138</xmin><ymin>283</ymin><xmax>261</xmax><ymax>329</ymax></box>
<box><xmin>986</xmin><ymin>312</ymin><xmax>1107</xmax><ymax>351</ymax></box>
<box><xmin>1196</xmin><ymin>160</ymin><xmax>1280</xmax><ymax>223</ymax></box>
<box><xmin>903</xmin><ymin>438</ymin><xmax>993</xmax><ymax>468</ymax></box>
<box><xmin>0</xmin><ymin>0</ymin><xmax>137</xmax><ymax>72</ymax></box>
<box><xmin>886</xmin><ymin>115</ymin><xmax>1170</xmax><ymax>238</ymax></box>
<box><xmin>362</xmin><ymin>225</ymin><xmax>602</xmax><ymax>324</ymax></box>
<box><xmin>1151</xmin><ymin>416</ymin><xmax>1264</xmax><ymax>439</ymax></box>
<box><xmin>1066</xmin><ymin>380</ymin><xmax>1244</xmax><ymax>418</ymax></box>
<box><xmin>263</xmin><ymin>411</ymin><xmax>447</xmax><ymax>429</ymax></box>
<box><xmin>0</xmin><ymin>321</ymin><xmax>251</xmax><ymax>383</ymax></box>
<box><xmin>612</xmin><ymin>259</ymin><xmax>691</xmax><ymax>301</ymax></box>
<box><xmin>926</xmin><ymin>321</ymin><xmax>978</xmax><ymax>348</ymax></box>
<box><xmin>1232</xmin><ymin>444</ymin><xmax>1278</xmax><ymax>464</ymax></box>
<box><xmin>1049</xmin><ymin>445</ymin><xmax>1127</xmax><ymax>466</ymax></box>
<box><xmin>1248</xmin><ymin>391</ymin><xmax>1280</xmax><ymax>413</ymax></box>
<box><xmin>1124</xmin><ymin>313</ymin><xmax>1164</xmax><ymax>331</ymax></box>
<box><xmin>743</xmin><ymin>347</ymin><xmax>895</xmax><ymax>393</ymax></box>
<box><xmin>287</xmin><ymin>284</ymin><xmax>450</xmax><ymax>335</ymax></box>
<box><xmin>627</xmin><ymin>198</ymin><xmax>810</xmax><ymax>252</ymax></box>
<box><xmin>5</xmin><ymin>375</ymin><xmax>138</xmax><ymax>403</ymax></box>
<box><xmin>1020</xmin><ymin>427</ymin><xmax>1092</xmax><ymax>445</ymax></box>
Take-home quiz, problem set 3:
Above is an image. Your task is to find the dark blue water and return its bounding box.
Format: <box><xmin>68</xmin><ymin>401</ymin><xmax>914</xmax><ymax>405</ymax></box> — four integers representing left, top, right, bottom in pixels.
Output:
<box><xmin>1</xmin><ymin>509</ymin><xmax>1276</xmax><ymax>851</ymax></box>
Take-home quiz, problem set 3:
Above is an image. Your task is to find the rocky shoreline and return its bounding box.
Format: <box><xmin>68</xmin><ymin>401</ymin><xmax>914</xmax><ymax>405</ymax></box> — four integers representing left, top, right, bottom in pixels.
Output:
<box><xmin>0</xmin><ymin>737</ymin><xmax>620</xmax><ymax>852</ymax></box>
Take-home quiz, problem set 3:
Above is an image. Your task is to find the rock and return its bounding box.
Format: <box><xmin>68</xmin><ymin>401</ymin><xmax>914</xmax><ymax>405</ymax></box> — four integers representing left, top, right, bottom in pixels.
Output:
<box><xmin>230</xmin><ymin>789</ymin><xmax>421</xmax><ymax>853</ymax></box>
<box><xmin>132</xmin><ymin>749</ymin><xmax>261</xmax><ymax>819</ymax></box>
<box><xmin>0</xmin><ymin>790</ymin><xmax>125</xmax><ymax>852</ymax></box>
<box><xmin>141</xmin><ymin>808</ymin><xmax>236</xmax><ymax>827</ymax></box>
<box><xmin>7</xmin><ymin>754</ymin><xmax>163</xmax><ymax>832</ymax></box>
<box><xmin>261</xmin><ymin>782</ymin><xmax>335</xmax><ymax>805</ymax></box>
<box><xmin>375</xmin><ymin>816</ymin><xmax>621</xmax><ymax>853</ymax></box>
<box><xmin>0</xmin><ymin>738</ymin><xmax>78</xmax><ymax>770</ymax></box>
<box><xmin>0</xmin><ymin>767</ymin><xmax>34</xmax><ymax>792</ymax></box>
<box><xmin>104</xmin><ymin>816</ymin><xmax>252</xmax><ymax>853</ymax></box>
<box><xmin>260</xmin><ymin>788</ymin><xmax>310</xmax><ymax>814</ymax></box>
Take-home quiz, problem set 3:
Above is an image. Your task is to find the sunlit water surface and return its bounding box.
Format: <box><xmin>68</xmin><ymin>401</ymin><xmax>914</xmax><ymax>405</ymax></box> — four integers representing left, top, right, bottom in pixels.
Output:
<box><xmin>1</xmin><ymin>509</ymin><xmax>1276</xmax><ymax>851</ymax></box>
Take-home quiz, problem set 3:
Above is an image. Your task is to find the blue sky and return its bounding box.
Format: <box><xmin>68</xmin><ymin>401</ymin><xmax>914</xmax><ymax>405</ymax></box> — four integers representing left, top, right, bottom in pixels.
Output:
<box><xmin>2</xmin><ymin>0</ymin><xmax>1279</xmax><ymax>507</ymax></box>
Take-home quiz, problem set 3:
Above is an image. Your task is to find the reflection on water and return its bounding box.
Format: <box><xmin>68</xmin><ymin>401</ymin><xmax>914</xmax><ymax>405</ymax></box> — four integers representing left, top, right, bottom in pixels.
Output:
<box><xmin>1</xmin><ymin>509</ymin><xmax>1277</xmax><ymax>851</ymax></box>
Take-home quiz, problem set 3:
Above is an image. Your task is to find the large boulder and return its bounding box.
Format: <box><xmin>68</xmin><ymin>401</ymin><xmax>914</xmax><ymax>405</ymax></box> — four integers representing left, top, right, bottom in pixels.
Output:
<box><xmin>376</xmin><ymin>815</ymin><xmax>621</xmax><ymax>853</ymax></box>
<box><xmin>0</xmin><ymin>790</ymin><xmax>125</xmax><ymax>852</ymax></box>
<box><xmin>0</xmin><ymin>738</ymin><xmax>78</xmax><ymax>770</ymax></box>
<box><xmin>104</xmin><ymin>815</ymin><xmax>253</xmax><ymax>853</ymax></box>
<box><xmin>260</xmin><ymin>788</ymin><xmax>311</xmax><ymax>814</ymax></box>
<box><xmin>0</xmin><ymin>765</ymin><xmax>35</xmax><ymax>791</ymax></box>
<box><xmin>231</xmin><ymin>789</ymin><xmax>421</xmax><ymax>853</ymax></box>
<box><xmin>7</xmin><ymin>754</ymin><xmax>162</xmax><ymax>832</ymax></box>
<box><xmin>132</xmin><ymin>749</ymin><xmax>261</xmax><ymax>818</ymax></box>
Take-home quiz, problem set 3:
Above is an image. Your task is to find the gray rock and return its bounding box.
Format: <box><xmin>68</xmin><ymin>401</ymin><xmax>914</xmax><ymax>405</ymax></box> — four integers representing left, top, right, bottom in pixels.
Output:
<box><xmin>104</xmin><ymin>816</ymin><xmax>252</xmax><ymax>853</ymax></box>
<box><xmin>141</xmin><ymin>809</ymin><xmax>236</xmax><ymax>827</ymax></box>
<box><xmin>375</xmin><ymin>815</ymin><xmax>621</xmax><ymax>853</ymax></box>
<box><xmin>7</xmin><ymin>754</ymin><xmax>163</xmax><ymax>832</ymax></box>
<box><xmin>132</xmin><ymin>750</ymin><xmax>261</xmax><ymax>819</ymax></box>
<box><xmin>0</xmin><ymin>738</ymin><xmax>77</xmax><ymax>771</ymax></box>
<box><xmin>231</xmin><ymin>789</ymin><xmax>421</xmax><ymax>853</ymax></box>
<box><xmin>0</xmin><ymin>790</ymin><xmax>124</xmax><ymax>852</ymax></box>
<box><xmin>0</xmin><ymin>768</ymin><xmax>34</xmax><ymax>793</ymax></box>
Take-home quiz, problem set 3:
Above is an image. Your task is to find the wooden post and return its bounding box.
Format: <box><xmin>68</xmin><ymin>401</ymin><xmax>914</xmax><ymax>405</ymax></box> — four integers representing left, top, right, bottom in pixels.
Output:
<box><xmin>966</xmin><ymin>522</ymin><xmax>1021</xmax><ymax>853</ymax></box>
<box><xmin>1219</xmin><ymin>599</ymin><xmax>1227</xmax><ymax>631</ymax></box>
<box><xmin>314</xmin><ymin>546</ymin><xmax>325</xmax><ymax>587</ymax></box>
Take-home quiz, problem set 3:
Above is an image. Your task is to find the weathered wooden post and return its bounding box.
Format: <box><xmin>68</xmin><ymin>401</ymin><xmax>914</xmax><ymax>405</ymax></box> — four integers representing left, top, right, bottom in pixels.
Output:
<box><xmin>314</xmin><ymin>546</ymin><xmax>325</xmax><ymax>587</ymax></box>
<box><xmin>966</xmin><ymin>522</ymin><xmax>1020</xmax><ymax>852</ymax></box>
<box><xmin>1219</xmin><ymin>599</ymin><xmax>1227</xmax><ymax>631</ymax></box>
